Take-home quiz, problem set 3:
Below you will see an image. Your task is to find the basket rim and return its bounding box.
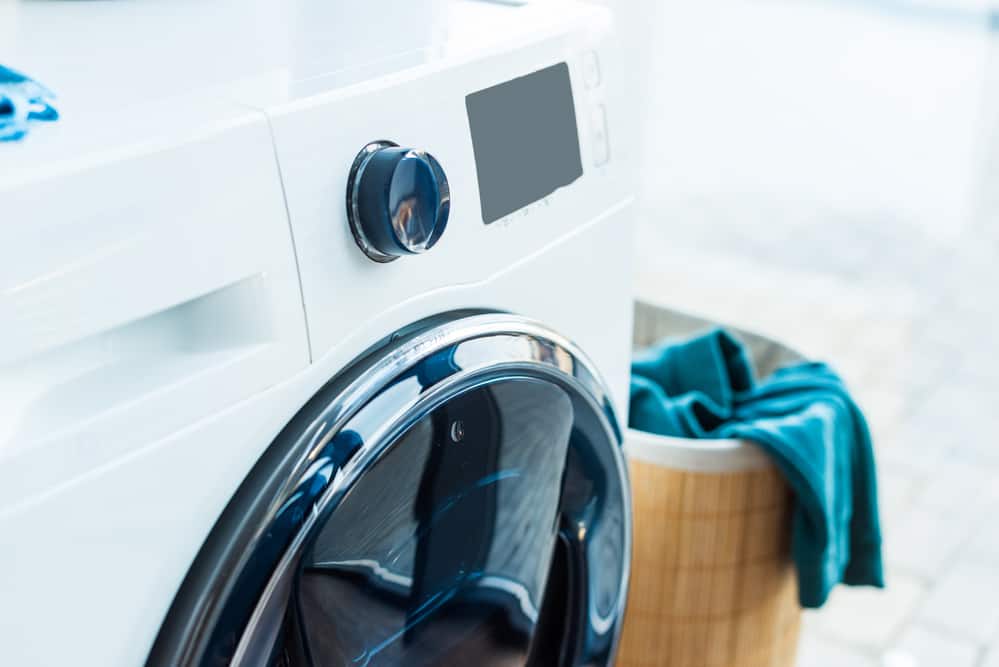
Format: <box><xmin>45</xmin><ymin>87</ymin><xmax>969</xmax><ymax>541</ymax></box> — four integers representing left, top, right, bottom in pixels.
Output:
<box><xmin>624</xmin><ymin>428</ymin><xmax>773</xmax><ymax>472</ymax></box>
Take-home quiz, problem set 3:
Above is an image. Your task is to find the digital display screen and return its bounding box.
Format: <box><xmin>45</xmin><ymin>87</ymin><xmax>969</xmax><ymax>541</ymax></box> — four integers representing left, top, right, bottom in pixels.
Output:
<box><xmin>466</xmin><ymin>62</ymin><xmax>583</xmax><ymax>224</ymax></box>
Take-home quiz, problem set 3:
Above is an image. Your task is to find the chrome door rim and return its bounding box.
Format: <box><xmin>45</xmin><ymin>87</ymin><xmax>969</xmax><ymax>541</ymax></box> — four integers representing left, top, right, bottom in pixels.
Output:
<box><xmin>147</xmin><ymin>312</ymin><xmax>631</xmax><ymax>667</ymax></box>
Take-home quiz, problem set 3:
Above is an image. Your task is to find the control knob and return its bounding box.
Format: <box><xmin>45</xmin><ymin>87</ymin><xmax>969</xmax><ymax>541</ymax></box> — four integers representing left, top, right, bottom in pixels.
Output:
<box><xmin>346</xmin><ymin>141</ymin><xmax>450</xmax><ymax>263</ymax></box>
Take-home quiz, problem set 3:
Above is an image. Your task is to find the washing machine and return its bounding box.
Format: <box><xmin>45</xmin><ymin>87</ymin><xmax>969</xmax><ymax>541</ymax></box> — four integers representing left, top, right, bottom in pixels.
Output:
<box><xmin>0</xmin><ymin>1</ymin><xmax>635</xmax><ymax>665</ymax></box>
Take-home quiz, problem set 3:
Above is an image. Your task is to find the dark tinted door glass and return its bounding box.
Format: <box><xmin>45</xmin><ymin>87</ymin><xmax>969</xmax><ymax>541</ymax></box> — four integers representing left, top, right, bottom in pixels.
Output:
<box><xmin>285</xmin><ymin>378</ymin><xmax>575</xmax><ymax>666</ymax></box>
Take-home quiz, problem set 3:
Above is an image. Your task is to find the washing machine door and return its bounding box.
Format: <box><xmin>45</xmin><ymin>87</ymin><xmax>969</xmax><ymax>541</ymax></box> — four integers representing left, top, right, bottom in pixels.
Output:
<box><xmin>148</xmin><ymin>313</ymin><xmax>630</xmax><ymax>667</ymax></box>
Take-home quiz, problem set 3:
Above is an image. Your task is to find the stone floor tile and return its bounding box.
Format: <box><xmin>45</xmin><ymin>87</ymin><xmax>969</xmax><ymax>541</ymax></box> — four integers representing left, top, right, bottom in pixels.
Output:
<box><xmin>962</xmin><ymin>494</ymin><xmax>999</xmax><ymax>566</ymax></box>
<box><xmin>918</xmin><ymin>561</ymin><xmax>999</xmax><ymax>643</ymax></box>
<box><xmin>965</xmin><ymin>519</ymin><xmax>999</xmax><ymax>565</ymax></box>
<box><xmin>885</xmin><ymin>504</ymin><xmax>973</xmax><ymax>580</ymax></box>
<box><xmin>908</xmin><ymin>460</ymin><xmax>995</xmax><ymax>515</ymax></box>
<box><xmin>882</xmin><ymin>624</ymin><xmax>980</xmax><ymax>667</ymax></box>
<box><xmin>806</xmin><ymin>573</ymin><xmax>925</xmax><ymax>650</ymax></box>
<box><xmin>911</xmin><ymin>310</ymin><xmax>994</xmax><ymax>359</ymax></box>
<box><xmin>951</xmin><ymin>439</ymin><xmax>999</xmax><ymax>469</ymax></box>
<box><xmin>872</xmin><ymin>354</ymin><xmax>953</xmax><ymax>412</ymax></box>
<box><xmin>943</xmin><ymin>407</ymin><xmax>999</xmax><ymax>467</ymax></box>
<box><xmin>982</xmin><ymin>644</ymin><xmax>999</xmax><ymax>667</ymax></box>
<box><xmin>955</xmin><ymin>349</ymin><xmax>999</xmax><ymax>387</ymax></box>
<box><xmin>905</xmin><ymin>384</ymin><xmax>999</xmax><ymax>445</ymax></box>
<box><xmin>795</xmin><ymin>631</ymin><xmax>878</xmax><ymax>667</ymax></box>
<box><xmin>855</xmin><ymin>385</ymin><xmax>909</xmax><ymax>442</ymax></box>
<box><xmin>877</xmin><ymin>430</ymin><xmax>952</xmax><ymax>479</ymax></box>
<box><xmin>877</xmin><ymin>466</ymin><xmax>922</xmax><ymax>526</ymax></box>
<box><xmin>888</xmin><ymin>415</ymin><xmax>965</xmax><ymax>460</ymax></box>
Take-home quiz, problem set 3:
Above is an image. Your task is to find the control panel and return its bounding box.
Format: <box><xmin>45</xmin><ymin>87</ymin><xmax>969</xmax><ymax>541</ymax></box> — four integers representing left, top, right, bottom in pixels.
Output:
<box><xmin>266</xmin><ymin>0</ymin><xmax>629</xmax><ymax>358</ymax></box>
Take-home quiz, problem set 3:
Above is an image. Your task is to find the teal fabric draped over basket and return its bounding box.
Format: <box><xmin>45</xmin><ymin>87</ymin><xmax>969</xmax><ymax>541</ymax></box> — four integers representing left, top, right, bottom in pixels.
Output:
<box><xmin>630</xmin><ymin>329</ymin><xmax>884</xmax><ymax>608</ymax></box>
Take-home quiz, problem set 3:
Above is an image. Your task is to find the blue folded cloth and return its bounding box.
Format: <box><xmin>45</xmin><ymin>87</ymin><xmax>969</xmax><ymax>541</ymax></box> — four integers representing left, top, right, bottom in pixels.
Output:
<box><xmin>1</xmin><ymin>65</ymin><xmax>59</xmax><ymax>142</ymax></box>
<box><xmin>630</xmin><ymin>328</ymin><xmax>884</xmax><ymax>608</ymax></box>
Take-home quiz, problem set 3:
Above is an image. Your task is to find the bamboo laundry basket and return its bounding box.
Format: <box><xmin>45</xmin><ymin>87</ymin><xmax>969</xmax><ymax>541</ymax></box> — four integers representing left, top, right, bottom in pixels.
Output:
<box><xmin>615</xmin><ymin>302</ymin><xmax>803</xmax><ymax>667</ymax></box>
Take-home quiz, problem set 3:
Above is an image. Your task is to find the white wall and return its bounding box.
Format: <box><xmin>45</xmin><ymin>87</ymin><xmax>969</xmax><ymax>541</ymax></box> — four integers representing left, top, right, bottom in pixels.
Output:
<box><xmin>600</xmin><ymin>0</ymin><xmax>997</xmax><ymax>239</ymax></box>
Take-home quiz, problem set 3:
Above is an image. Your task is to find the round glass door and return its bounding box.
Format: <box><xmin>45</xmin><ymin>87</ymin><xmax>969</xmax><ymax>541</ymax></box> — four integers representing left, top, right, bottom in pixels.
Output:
<box><xmin>147</xmin><ymin>314</ymin><xmax>630</xmax><ymax>667</ymax></box>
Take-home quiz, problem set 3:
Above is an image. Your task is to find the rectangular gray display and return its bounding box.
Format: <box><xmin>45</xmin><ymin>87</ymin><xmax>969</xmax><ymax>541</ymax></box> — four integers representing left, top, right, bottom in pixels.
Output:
<box><xmin>466</xmin><ymin>62</ymin><xmax>583</xmax><ymax>224</ymax></box>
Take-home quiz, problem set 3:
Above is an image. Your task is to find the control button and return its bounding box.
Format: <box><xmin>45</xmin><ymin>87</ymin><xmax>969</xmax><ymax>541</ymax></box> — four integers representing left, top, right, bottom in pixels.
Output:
<box><xmin>582</xmin><ymin>51</ymin><xmax>602</xmax><ymax>89</ymax></box>
<box><xmin>346</xmin><ymin>141</ymin><xmax>450</xmax><ymax>263</ymax></box>
<box><xmin>590</xmin><ymin>105</ymin><xmax>610</xmax><ymax>166</ymax></box>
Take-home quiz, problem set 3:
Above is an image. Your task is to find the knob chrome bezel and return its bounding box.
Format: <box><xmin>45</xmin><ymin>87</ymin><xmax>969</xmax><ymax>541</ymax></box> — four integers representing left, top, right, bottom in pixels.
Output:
<box><xmin>346</xmin><ymin>140</ymin><xmax>401</xmax><ymax>263</ymax></box>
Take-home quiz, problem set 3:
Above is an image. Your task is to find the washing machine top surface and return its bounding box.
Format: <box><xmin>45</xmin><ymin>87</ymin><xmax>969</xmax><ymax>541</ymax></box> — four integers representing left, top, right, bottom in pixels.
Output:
<box><xmin>0</xmin><ymin>0</ymin><xmax>605</xmax><ymax>183</ymax></box>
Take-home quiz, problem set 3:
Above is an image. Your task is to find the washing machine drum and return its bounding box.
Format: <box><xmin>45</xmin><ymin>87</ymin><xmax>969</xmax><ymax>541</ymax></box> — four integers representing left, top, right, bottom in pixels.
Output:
<box><xmin>148</xmin><ymin>313</ymin><xmax>631</xmax><ymax>667</ymax></box>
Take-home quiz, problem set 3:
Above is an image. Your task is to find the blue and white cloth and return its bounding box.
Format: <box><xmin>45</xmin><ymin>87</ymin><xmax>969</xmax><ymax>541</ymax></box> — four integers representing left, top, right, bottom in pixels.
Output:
<box><xmin>1</xmin><ymin>65</ymin><xmax>59</xmax><ymax>141</ymax></box>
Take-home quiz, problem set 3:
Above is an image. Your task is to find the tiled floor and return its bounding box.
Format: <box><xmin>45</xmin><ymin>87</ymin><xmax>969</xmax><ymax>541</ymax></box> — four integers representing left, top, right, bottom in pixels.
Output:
<box><xmin>629</xmin><ymin>1</ymin><xmax>999</xmax><ymax>663</ymax></box>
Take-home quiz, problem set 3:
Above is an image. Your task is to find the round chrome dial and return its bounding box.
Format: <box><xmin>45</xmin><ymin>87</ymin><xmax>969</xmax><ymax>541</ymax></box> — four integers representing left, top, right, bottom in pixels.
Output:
<box><xmin>346</xmin><ymin>140</ymin><xmax>451</xmax><ymax>263</ymax></box>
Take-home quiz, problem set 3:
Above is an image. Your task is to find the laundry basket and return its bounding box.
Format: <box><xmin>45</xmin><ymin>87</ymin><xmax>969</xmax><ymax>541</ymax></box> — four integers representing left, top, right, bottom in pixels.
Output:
<box><xmin>616</xmin><ymin>301</ymin><xmax>803</xmax><ymax>667</ymax></box>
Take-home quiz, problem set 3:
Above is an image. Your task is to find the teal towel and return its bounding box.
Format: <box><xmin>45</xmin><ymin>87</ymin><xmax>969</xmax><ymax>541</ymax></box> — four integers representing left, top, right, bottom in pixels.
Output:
<box><xmin>630</xmin><ymin>329</ymin><xmax>884</xmax><ymax>608</ymax></box>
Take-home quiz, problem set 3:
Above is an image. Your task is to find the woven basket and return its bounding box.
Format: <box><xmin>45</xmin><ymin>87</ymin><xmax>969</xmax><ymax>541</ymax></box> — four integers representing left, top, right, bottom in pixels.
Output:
<box><xmin>615</xmin><ymin>302</ymin><xmax>803</xmax><ymax>667</ymax></box>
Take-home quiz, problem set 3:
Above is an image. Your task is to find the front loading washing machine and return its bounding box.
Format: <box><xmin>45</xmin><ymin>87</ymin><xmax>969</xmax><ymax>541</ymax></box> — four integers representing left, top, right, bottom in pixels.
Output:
<box><xmin>0</xmin><ymin>1</ymin><xmax>635</xmax><ymax>665</ymax></box>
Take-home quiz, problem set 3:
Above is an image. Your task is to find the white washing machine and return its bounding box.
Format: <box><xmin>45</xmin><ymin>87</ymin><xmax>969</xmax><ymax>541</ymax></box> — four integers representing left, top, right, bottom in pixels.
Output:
<box><xmin>0</xmin><ymin>1</ymin><xmax>635</xmax><ymax>665</ymax></box>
